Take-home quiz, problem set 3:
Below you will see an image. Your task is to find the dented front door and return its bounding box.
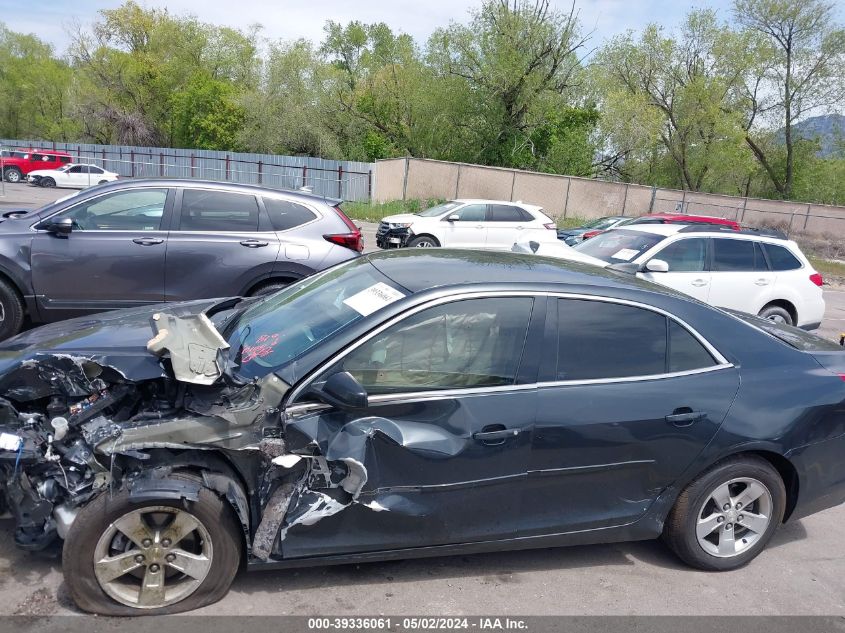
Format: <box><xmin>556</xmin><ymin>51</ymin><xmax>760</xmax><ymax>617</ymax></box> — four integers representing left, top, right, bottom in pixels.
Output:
<box><xmin>278</xmin><ymin>295</ymin><xmax>542</xmax><ymax>558</ymax></box>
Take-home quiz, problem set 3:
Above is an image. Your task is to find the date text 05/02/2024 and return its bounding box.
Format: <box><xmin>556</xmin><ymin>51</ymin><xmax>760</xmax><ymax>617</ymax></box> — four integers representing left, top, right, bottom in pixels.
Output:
<box><xmin>307</xmin><ymin>618</ymin><xmax>529</xmax><ymax>630</ymax></box>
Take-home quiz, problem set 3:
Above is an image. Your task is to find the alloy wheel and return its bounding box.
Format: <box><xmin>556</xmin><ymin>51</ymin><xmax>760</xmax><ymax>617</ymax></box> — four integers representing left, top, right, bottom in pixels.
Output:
<box><xmin>93</xmin><ymin>506</ymin><xmax>213</xmax><ymax>609</ymax></box>
<box><xmin>695</xmin><ymin>477</ymin><xmax>773</xmax><ymax>558</ymax></box>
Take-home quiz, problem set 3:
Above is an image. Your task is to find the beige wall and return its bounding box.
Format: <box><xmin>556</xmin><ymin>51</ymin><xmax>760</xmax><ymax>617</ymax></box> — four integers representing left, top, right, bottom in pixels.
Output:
<box><xmin>373</xmin><ymin>157</ymin><xmax>845</xmax><ymax>236</ymax></box>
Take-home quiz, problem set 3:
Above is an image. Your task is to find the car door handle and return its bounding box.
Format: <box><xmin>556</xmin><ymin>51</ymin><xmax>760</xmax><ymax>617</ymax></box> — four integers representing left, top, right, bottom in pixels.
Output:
<box><xmin>132</xmin><ymin>237</ymin><xmax>163</xmax><ymax>246</ymax></box>
<box><xmin>755</xmin><ymin>279</ymin><xmax>770</xmax><ymax>286</ymax></box>
<box><xmin>666</xmin><ymin>411</ymin><xmax>705</xmax><ymax>427</ymax></box>
<box><xmin>472</xmin><ymin>427</ymin><xmax>522</xmax><ymax>445</ymax></box>
<box><xmin>240</xmin><ymin>239</ymin><xmax>269</xmax><ymax>248</ymax></box>
<box><xmin>691</xmin><ymin>279</ymin><xmax>708</xmax><ymax>287</ymax></box>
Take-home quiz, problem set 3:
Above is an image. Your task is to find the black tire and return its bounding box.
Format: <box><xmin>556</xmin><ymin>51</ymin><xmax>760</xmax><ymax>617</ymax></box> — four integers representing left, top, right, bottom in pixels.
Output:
<box><xmin>40</xmin><ymin>177</ymin><xmax>56</xmax><ymax>188</ymax></box>
<box><xmin>249</xmin><ymin>280</ymin><xmax>294</xmax><ymax>297</ymax></box>
<box><xmin>3</xmin><ymin>167</ymin><xmax>22</xmax><ymax>183</ymax></box>
<box><xmin>407</xmin><ymin>235</ymin><xmax>439</xmax><ymax>248</ymax></box>
<box><xmin>663</xmin><ymin>455</ymin><xmax>786</xmax><ymax>571</ymax></box>
<box><xmin>758</xmin><ymin>305</ymin><xmax>793</xmax><ymax>326</ymax></box>
<box><xmin>98</xmin><ymin>180</ymin><xmax>109</xmax><ymax>185</ymax></box>
<box><xmin>0</xmin><ymin>278</ymin><xmax>25</xmax><ymax>340</ymax></box>
<box><xmin>62</xmin><ymin>475</ymin><xmax>243</xmax><ymax>615</ymax></box>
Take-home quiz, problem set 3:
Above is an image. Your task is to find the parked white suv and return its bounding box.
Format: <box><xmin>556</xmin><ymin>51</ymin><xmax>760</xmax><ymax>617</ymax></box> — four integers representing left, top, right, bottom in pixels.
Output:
<box><xmin>376</xmin><ymin>199</ymin><xmax>557</xmax><ymax>250</ymax></box>
<box><xmin>514</xmin><ymin>224</ymin><xmax>825</xmax><ymax>329</ymax></box>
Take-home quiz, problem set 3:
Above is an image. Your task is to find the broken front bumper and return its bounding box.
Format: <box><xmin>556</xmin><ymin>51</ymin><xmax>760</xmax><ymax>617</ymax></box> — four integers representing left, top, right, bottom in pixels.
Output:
<box><xmin>376</xmin><ymin>223</ymin><xmax>411</xmax><ymax>249</ymax></box>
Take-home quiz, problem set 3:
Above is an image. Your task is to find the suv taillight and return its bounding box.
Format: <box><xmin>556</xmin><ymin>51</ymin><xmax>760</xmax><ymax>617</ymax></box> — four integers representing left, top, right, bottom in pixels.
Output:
<box><xmin>543</xmin><ymin>223</ymin><xmax>556</xmax><ymax>230</ymax></box>
<box><xmin>325</xmin><ymin>204</ymin><xmax>363</xmax><ymax>252</ymax></box>
<box><xmin>810</xmin><ymin>273</ymin><xmax>824</xmax><ymax>287</ymax></box>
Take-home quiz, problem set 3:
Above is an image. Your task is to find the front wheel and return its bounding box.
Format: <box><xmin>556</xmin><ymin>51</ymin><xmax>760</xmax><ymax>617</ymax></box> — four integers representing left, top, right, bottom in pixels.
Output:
<box><xmin>663</xmin><ymin>456</ymin><xmax>785</xmax><ymax>571</ymax></box>
<box><xmin>3</xmin><ymin>167</ymin><xmax>22</xmax><ymax>183</ymax></box>
<box><xmin>40</xmin><ymin>177</ymin><xmax>56</xmax><ymax>188</ymax></box>
<box><xmin>63</xmin><ymin>477</ymin><xmax>243</xmax><ymax>615</ymax></box>
<box><xmin>407</xmin><ymin>236</ymin><xmax>439</xmax><ymax>248</ymax></box>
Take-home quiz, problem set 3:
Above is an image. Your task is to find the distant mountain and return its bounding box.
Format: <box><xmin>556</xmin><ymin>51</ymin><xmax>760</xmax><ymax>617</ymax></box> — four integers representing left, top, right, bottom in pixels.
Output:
<box><xmin>780</xmin><ymin>114</ymin><xmax>845</xmax><ymax>158</ymax></box>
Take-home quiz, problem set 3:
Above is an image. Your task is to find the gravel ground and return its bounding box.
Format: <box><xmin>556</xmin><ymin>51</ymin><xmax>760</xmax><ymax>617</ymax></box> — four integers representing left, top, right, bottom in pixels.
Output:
<box><xmin>0</xmin><ymin>182</ymin><xmax>843</xmax><ymax>617</ymax></box>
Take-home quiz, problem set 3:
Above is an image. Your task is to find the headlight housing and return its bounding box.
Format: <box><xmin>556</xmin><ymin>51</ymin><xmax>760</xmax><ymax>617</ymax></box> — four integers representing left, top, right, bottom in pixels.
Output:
<box><xmin>388</xmin><ymin>223</ymin><xmax>412</xmax><ymax>229</ymax></box>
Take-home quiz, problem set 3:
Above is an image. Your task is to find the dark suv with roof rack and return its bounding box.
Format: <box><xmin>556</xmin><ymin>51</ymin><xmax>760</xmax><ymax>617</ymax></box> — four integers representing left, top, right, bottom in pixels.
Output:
<box><xmin>0</xmin><ymin>179</ymin><xmax>362</xmax><ymax>339</ymax></box>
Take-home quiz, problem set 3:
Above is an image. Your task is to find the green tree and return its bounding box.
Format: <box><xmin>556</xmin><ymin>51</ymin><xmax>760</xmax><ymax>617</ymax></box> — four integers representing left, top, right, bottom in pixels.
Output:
<box><xmin>734</xmin><ymin>0</ymin><xmax>845</xmax><ymax>198</ymax></box>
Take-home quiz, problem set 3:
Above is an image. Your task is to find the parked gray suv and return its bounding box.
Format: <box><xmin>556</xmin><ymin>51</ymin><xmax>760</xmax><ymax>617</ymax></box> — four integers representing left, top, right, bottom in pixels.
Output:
<box><xmin>0</xmin><ymin>179</ymin><xmax>363</xmax><ymax>338</ymax></box>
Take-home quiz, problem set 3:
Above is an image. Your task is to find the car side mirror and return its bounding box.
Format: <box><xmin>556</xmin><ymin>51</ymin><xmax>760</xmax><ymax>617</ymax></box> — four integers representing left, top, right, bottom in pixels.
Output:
<box><xmin>446</xmin><ymin>214</ymin><xmax>460</xmax><ymax>222</ymax></box>
<box><xmin>644</xmin><ymin>258</ymin><xmax>669</xmax><ymax>273</ymax></box>
<box><xmin>314</xmin><ymin>371</ymin><xmax>368</xmax><ymax>410</ymax></box>
<box><xmin>42</xmin><ymin>217</ymin><xmax>73</xmax><ymax>236</ymax></box>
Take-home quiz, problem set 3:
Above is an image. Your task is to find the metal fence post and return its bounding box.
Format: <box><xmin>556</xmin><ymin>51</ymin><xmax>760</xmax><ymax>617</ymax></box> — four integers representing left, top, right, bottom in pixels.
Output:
<box><xmin>402</xmin><ymin>158</ymin><xmax>410</xmax><ymax>201</ymax></box>
<box><xmin>510</xmin><ymin>170</ymin><xmax>516</xmax><ymax>201</ymax></box>
<box><xmin>454</xmin><ymin>163</ymin><xmax>461</xmax><ymax>199</ymax></box>
<box><xmin>159</xmin><ymin>153</ymin><xmax>164</xmax><ymax>177</ymax></box>
<box><xmin>190</xmin><ymin>153</ymin><xmax>195</xmax><ymax>178</ymax></box>
<box><xmin>130</xmin><ymin>150</ymin><xmax>135</xmax><ymax>178</ymax></box>
<box><xmin>258</xmin><ymin>161</ymin><xmax>263</xmax><ymax>185</ymax></box>
<box><xmin>621</xmin><ymin>183</ymin><xmax>630</xmax><ymax>216</ymax></box>
<box><xmin>225</xmin><ymin>155</ymin><xmax>230</xmax><ymax>180</ymax></box>
<box><xmin>563</xmin><ymin>177</ymin><xmax>572</xmax><ymax>219</ymax></box>
<box><xmin>338</xmin><ymin>166</ymin><xmax>343</xmax><ymax>198</ymax></box>
<box><xmin>648</xmin><ymin>187</ymin><xmax>657</xmax><ymax>213</ymax></box>
<box><xmin>804</xmin><ymin>204</ymin><xmax>812</xmax><ymax>230</ymax></box>
<box><xmin>740</xmin><ymin>197</ymin><xmax>748</xmax><ymax>223</ymax></box>
<box><xmin>302</xmin><ymin>165</ymin><xmax>307</xmax><ymax>189</ymax></box>
<box><xmin>367</xmin><ymin>170</ymin><xmax>372</xmax><ymax>201</ymax></box>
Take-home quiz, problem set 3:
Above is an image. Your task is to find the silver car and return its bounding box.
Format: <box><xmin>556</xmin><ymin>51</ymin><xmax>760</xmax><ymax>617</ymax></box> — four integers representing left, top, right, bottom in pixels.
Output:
<box><xmin>0</xmin><ymin>179</ymin><xmax>363</xmax><ymax>338</ymax></box>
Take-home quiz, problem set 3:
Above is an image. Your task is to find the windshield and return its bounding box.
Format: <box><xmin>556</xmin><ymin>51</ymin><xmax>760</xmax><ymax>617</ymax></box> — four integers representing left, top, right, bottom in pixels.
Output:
<box><xmin>227</xmin><ymin>259</ymin><xmax>408</xmax><ymax>379</ymax></box>
<box><xmin>573</xmin><ymin>229</ymin><xmax>666</xmax><ymax>263</ymax></box>
<box><xmin>56</xmin><ymin>165</ymin><xmax>72</xmax><ymax>172</ymax></box>
<box><xmin>415</xmin><ymin>201</ymin><xmax>462</xmax><ymax>217</ymax></box>
<box><xmin>585</xmin><ymin>217</ymin><xmax>623</xmax><ymax>230</ymax></box>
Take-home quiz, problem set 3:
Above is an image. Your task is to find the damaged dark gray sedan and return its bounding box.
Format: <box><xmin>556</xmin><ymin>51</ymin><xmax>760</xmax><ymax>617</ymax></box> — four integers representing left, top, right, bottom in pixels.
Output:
<box><xmin>1</xmin><ymin>249</ymin><xmax>845</xmax><ymax>615</ymax></box>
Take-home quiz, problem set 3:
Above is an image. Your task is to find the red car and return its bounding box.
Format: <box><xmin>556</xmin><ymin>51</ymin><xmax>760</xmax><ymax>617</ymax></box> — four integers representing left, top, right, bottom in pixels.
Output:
<box><xmin>1</xmin><ymin>149</ymin><xmax>73</xmax><ymax>183</ymax></box>
<box><xmin>582</xmin><ymin>213</ymin><xmax>741</xmax><ymax>240</ymax></box>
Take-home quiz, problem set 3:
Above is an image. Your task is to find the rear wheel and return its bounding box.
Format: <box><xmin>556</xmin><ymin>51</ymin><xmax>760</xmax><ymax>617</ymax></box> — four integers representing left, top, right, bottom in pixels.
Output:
<box><xmin>407</xmin><ymin>236</ymin><xmax>439</xmax><ymax>248</ymax></box>
<box><xmin>98</xmin><ymin>180</ymin><xmax>109</xmax><ymax>185</ymax></box>
<box><xmin>40</xmin><ymin>177</ymin><xmax>56</xmax><ymax>188</ymax></box>
<box><xmin>63</xmin><ymin>477</ymin><xmax>242</xmax><ymax>615</ymax></box>
<box><xmin>758</xmin><ymin>305</ymin><xmax>793</xmax><ymax>326</ymax></box>
<box><xmin>248</xmin><ymin>280</ymin><xmax>295</xmax><ymax>297</ymax></box>
<box><xmin>3</xmin><ymin>167</ymin><xmax>22</xmax><ymax>183</ymax></box>
<box><xmin>663</xmin><ymin>456</ymin><xmax>785</xmax><ymax>571</ymax></box>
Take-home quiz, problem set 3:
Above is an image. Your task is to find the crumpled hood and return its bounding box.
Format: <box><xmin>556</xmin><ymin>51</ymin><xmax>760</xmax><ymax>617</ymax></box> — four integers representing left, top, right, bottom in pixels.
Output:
<box><xmin>380</xmin><ymin>213</ymin><xmax>420</xmax><ymax>225</ymax></box>
<box><xmin>0</xmin><ymin>298</ymin><xmax>239</xmax><ymax>393</ymax></box>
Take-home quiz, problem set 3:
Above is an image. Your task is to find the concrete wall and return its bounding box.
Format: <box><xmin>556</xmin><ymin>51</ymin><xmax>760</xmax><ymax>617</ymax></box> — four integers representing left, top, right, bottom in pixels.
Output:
<box><xmin>374</xmin><ymin>157</ymin><xmax>845</xmax><ymax>236</ymax></box>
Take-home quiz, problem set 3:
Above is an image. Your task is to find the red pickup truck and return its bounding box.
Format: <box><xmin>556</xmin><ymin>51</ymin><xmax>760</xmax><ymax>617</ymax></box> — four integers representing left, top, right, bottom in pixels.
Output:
<box><xmin>1</xmin><ymin>149</ymin><xmax>73</xmax><ymax>183</ymax></box>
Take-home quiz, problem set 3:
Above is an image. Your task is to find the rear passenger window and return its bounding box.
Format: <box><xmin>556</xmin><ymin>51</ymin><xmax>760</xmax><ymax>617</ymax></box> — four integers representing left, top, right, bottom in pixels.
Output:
<box><xmin>489</xmin><ymin>205</ymin><xmax>526</xmax><ymax>222</ymax></box>
<box><xmin>555</xmin><ymin>299</ymin><xmax>718</xmax><ymax>380</ymax></box>
<box><xmin>712</xmin><ymin>239</ymin><xmax>766</xmax><ymax>271</ymax></box>
<box><xmin>264</xmin><ymin>198</ymin><xmax>317</xmax><ymax>231</ymax></box>
<box><xmin>764</xmin><ymin>244</ymin><xmax>802</xmax><ymax>271</ymax></box>
<box><xmin>59</xmin><ymin>156</ymin><xmax>71</xmax><ymax>164</ymax></box>
<box><xmin>179</xmin><ymin>190</ymin><xmax>259</xmax><ymax>232</ymax></box>
<box><xmin>556</xmin><ymin>300</ymin><xmax>666</xmax><ymax>380</ymax></box>
<box><xmin>669</xmin><ymin>320</ymin><xmax>715</xmax><ymax>372</ymax></box>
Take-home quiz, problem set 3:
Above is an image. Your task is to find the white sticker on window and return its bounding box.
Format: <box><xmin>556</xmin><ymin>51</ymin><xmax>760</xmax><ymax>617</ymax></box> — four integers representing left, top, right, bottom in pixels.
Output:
<box><xmin>611</xmin><ymin>248</ymin><xmax>640</xmax><ymax>261</ymax></box>
<box><xmin>343</xmin><ymin>282</ymin><xmax>405</xmax><ymax>316</ymax></box>
<box><xmin>0</xmin><ymin>433</ymin><xmax>22</xmax><ymax>452</ymax></box>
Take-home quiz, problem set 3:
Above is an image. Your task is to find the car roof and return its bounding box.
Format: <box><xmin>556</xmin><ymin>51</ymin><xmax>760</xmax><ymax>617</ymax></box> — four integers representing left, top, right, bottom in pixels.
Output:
<box><xmin>616</xmin><ymin>224</ymin><xmax>802</xmax><ymax>248</ymax></box>
<box><xmin>70</xmin><ymin>178</ymin><xmax>341</xmax><ymax>207</ymax></box>
<box><xmin>365</xmin><ymin>248</ymin><xmax>666</xmax><ymax>294</ymax></box>
<box><xmin>613</xmin><ymin>224</ymin><xmax>686</xmax><ymax>236</ymax></box>
<box><xmin>641</xmin><ymin>213</ymin><xmax>734</xmax><ymax>223</ymax></box>
<box><xmin>453</xmin><ymin>199</ymin><xmax>543</xmax><ymax>210</ymax></box>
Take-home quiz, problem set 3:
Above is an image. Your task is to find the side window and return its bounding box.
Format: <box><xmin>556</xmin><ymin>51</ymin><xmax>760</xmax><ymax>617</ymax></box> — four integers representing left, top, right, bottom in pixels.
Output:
<box><xmin>668</xmin><ymin>320</ymin><xmax>716</xmax><ymax>372</ymax></box>
<box><xmin>654</xmin><ymin>238</ymin><xmax>707</xmax><ymax>272</ymax></box>
<box><xmin>764</xmin><ymin>244</ymin><xmax>802</xmax><ymax>271</ymax></box>
<box><xmin>556</xmin><ymin>299</ymin><xmax>666</xmax><ymax>380</ymax></box>
<box><xmin>59</xmin><ymin>156</ymin><xmax>71</xmax><ymax>164</ymax></box>
<box><xmin>264</xmin><ymin>198</ymin><xmax>317</xmax><ymax>231</ymax></box>
<box><xmin>488</xmin><ymin>204</ymin><xmax>525</xmax><ymax>222</ymax></box>
<box><xmin>67</xmin><ymin>166</ymin><xmax>83</xmax><ymax>174</ymax></box>
<box><xmin>454</xmin><ymin>204</ymin><xmax>486</xmax><ymax>222</ymax></box>
<box><xmin>89</xmin><ymin>166</ymin><xmax>104</xmax><ymax>174</ymax></box>
<box><xmin>712</xmin><ymin>239</ymin><xmax>765</xmax><ymax>272</ymax></box>
<box><xmin>179</xmin><ymin>190</ymin><xmax>259</xmax><ymax>232</ymax></box>
<box><xmin>31</xmin><ymin>154</ymin><xmax>45</xmax><ymax>162</ymax></box>
<box><xmin>52</xmin><ymin>188</ymin><xmax>167</xmax><ymax>231</ymax></box>
<box><xmin>338</xmin><ymin>297</ymin><xmax>533</xmax><ymax>394</ymax></box>
<box><xmin>555</xmin><ymin>299</ymin><xmax>718</xmax><ymax>380</ymax></box>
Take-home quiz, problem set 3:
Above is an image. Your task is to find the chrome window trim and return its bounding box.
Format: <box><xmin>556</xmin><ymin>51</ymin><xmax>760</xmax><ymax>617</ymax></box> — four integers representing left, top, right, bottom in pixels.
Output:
<box><xmin>286</xmin><ymin>290</ymin><xmax>730</xmax><ymax>407</ymax></box>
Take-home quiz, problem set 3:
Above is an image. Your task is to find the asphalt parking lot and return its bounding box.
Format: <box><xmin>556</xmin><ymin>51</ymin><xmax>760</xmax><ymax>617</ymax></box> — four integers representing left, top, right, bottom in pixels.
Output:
<box><xmin>0</xmin><ymin>182</ymin><xmax>843</xmax><ymax>616</ymax></box>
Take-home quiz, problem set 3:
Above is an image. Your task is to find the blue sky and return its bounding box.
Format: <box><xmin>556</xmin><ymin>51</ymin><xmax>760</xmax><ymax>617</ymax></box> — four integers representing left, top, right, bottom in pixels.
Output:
<box><xmin>0</xmin><ymin>0</ymin><xmax>738</xmax><ymax>53</ymax></box>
